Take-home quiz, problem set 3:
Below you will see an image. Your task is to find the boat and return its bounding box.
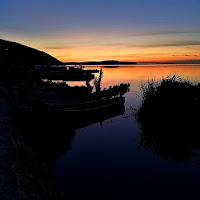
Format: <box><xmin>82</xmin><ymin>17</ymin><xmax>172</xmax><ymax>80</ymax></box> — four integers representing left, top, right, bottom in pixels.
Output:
<box><xmin>57</xmin><ymin>96</ymin><xmax>125</xmax><ymax>114</ymax></box>
<box><xmin>39</xmin><ymin>65</ymin><xmax>99</xmax><ymax>81</ymax></box>
<box><xmin>53</xmin><ymin>96</ymin><xmax>126</xmax><ymax>129</ymax></box>
<box><xmin>41</xmin><ymin>80</ymin><xmax>93</xmax><ymax>96</ymax></box>
<box><xmin>45</xmin><ymin>83</ymin><xmax>130</xmax><ymax>112</ymax></box>
<box><xmin>11</xmin><ymin>97</ymin><xmax>125</xmax><ymax>134</ymax></box>
<box><xmin>4</xmin><ymin>66</ymin><xmax>130</xmax><ymax>121</ymax></box>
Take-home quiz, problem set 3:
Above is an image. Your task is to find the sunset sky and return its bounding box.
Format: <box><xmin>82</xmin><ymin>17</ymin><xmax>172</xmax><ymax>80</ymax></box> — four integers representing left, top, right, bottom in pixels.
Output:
<box><xmin>1</xmin><ymin>0</ymin><xmax>200</xmax><ymax>63</ymax></box>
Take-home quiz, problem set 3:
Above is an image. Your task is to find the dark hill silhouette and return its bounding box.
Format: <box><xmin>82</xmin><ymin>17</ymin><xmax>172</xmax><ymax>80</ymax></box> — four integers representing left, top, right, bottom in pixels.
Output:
<box><xmin>0</xmin><ymin>39</ymin><xmax>61</xmax><ymax>65</ymax></box>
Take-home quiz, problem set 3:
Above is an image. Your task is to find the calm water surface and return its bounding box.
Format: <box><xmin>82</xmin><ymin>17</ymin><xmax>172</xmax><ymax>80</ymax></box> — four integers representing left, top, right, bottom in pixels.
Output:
<box><xmin>55</xmin><ymin>64</ymin><xmax>200</xmax><ymax>200</ymax></box>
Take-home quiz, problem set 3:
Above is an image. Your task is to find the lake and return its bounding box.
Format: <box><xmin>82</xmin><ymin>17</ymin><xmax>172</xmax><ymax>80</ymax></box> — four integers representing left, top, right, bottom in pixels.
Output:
<box><xmin>55</xmin><ymin>64</ymin><xmax>200</xmax><ymax>200</ymax></box>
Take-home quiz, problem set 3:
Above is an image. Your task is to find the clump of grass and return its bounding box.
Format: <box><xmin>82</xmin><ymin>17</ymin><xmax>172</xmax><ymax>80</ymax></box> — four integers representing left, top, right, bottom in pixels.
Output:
<box><xmin>135</xmin><ymin>73</ymin><xmax>200</xmax><ymax>162</ymax></box>
<box><xmin>136</xmin><ymin>73</ymin><xmax>200</xmax><ymax>123</ymax></box>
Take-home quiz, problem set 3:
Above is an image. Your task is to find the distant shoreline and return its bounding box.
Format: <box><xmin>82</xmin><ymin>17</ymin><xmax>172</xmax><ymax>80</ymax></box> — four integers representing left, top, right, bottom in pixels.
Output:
<box><xmin>62</xmin><ymin>62</ymin><xmax>200</xmax><ymax>66</ymax></box>
<box><xmin>63</xmin><ymin>61</ymin><xmax>137</xmax><ymax>65</ymax></box>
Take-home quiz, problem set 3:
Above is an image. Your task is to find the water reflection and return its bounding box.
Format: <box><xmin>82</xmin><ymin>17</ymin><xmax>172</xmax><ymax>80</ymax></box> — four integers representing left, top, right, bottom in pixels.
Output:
<box><xmin>137</xmin><ymin>118</ymin><xmax>200</xmax><ymax>162</ymax></box>
<box><xmin>7</xmin><ymin>65</ymin><xmax>200</xmax><ymax>199</ymax></box>
<box><xmin>12</xmin><ymin>101</ymin><xmax>125</xmax><ymax>158</ymax></box>
<box><xmin>55</xmin><ymin>65</ymin><xmax>200</xmax><ymax>200</ymax></box>
<box><xmin>9</xmin><ymin>102</ymin><xmax>125</xmax><ymax>199</ymax></box>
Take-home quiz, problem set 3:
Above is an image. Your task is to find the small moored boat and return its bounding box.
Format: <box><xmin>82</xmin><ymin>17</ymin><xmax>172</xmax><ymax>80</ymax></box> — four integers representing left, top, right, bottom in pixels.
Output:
<box><xmin>41</xmin><ymin>80</ymin><xmax>93</xmax><ymax>96</ymax></box>
<box><xmin>57</xmin><ymin>96</ymin><xmax>125</xmax><ymax>114</ymax></box>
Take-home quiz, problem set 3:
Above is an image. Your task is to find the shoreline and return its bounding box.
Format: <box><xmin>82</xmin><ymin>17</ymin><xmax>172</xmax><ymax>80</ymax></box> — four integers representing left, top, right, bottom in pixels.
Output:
<box><xmin>0</xmin><ymin>98</ymin><xmax>19</xmax><ymax>200</ymax></box>
<box><xmin>0</xmin><ymin>97</ymin><xmax>62</xmax><ymax>200</ymax></box>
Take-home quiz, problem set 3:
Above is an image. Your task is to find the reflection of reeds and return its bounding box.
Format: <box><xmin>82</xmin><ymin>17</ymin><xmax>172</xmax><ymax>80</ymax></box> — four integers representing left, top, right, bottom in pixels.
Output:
<box><xmin>135</xmin><ymin>73</ymin><xmax>200</xmax><ymax>162</ymax></box>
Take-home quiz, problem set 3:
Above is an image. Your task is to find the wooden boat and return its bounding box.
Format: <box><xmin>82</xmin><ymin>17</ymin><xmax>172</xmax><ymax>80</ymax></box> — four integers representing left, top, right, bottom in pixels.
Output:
<box><xmin>6</xmin><ymin>82</ymin><xmax>129</xmax><ymax>118</ymax></box>
<box><xmin>42</xmin><ymin>83</ymin><xmax>130</xmax><ymax>113</ymax></box>
<box><xmin>11</xmin><ymin>98</ymin><xmax>125</xmax><ymax>136</ymax></box>
<box><xmin>57</xmin><ymin>96</ymin><xmax>125</xmax><ymax>114</ymax></box>
<box><xmin>41</xmin><ymin>81</ymin><xmax>93</xmax><ymax>96</ymax></box>
<box><xmin>40</xmin><ymin>65</ymin><xmax>99</xmax><ymax>81</ymax></box>
<box><xmin>52</xmin><ymin>96</ymin><xmax>126</xmax><ymax>129</ymax></box>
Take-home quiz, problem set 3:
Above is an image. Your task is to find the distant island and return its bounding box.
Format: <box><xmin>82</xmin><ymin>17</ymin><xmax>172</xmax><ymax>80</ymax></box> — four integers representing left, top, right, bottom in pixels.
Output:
<box><xmin>64</xmin><ymin>60</ymin><xmax>137</xmax><ymax>65</ymax></box>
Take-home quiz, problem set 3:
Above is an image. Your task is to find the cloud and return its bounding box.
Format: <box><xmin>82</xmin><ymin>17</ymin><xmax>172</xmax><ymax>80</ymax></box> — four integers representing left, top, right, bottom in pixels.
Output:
<box><xmin>172</xmin><ymin>54</ymin><xmax>199</xmax><ymax>57</ymax></box>
<box><xmin>172</xmin><ymin>59</ymin><xmax>200</xmax><ymax>64</ymax></box>
<box><xmin>95</xmin><ymin>55</ymin><xmax>141</xmax><ymax>58</ymax></box>
<box><xmin>100</xmin><ymin>41</ymin><xmax>200</xmax><ymax>49</ymax></box>
<box><xmin>132</xmin><ymin>31</ymin><xmax>192</xmax><ymax>36</ymax></box>
<box><xmin>132</xmin><ymin>41</ymin><xmax>200</xmax><ymax>48</ymax></box>
<box><xmin>172</xmin><ymin>54</ymin><xmax>198</xmax><ymax>57</ymax></box>
<box><xmin>41</xmin><ymin>46</ymin><xmax>71</xmax><ymax>50</ymax></box>
<box><xmin>43</xmin><ymin>46</ymin><xmax>66</xmax><ymax>49</ymax></box>
<box><xmin>55</xmin><ymin>55</ymin><xmax>70</xmax><ymax>58</ymax></box>
<box><xmin>93</xmin><ymin>53</ymin><xmax>168</xmax><ymax>59</ymax></box>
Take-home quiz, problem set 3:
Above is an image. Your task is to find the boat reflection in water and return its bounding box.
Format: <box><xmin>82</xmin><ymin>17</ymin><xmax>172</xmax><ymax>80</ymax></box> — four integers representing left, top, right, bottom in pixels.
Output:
<box><xmin>10</xmin><ymin>96</ymin><xmax>125</xmax><ymax>200</ymax></box>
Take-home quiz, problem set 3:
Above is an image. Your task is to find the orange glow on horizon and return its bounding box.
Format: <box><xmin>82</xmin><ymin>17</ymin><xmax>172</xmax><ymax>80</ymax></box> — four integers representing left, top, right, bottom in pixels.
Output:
<box><xmin>40</xmin><ymin>44</ymin><xmax>200</xmax><ymax>64</ymax></box>
<box><xmin>43</xmin><ymin>47</ymin><xmax>200</xmax><ymax>64</ymax></box>
<box><xmin>2</xmin><ymin>32</ymin><xmax>200</xmax><ymax>64</ymax></box>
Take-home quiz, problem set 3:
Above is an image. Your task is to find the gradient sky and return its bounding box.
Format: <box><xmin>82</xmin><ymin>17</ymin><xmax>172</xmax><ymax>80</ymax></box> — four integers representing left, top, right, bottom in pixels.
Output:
<box><xmin>1</xmin><ymin>0</ymin><xmax>200</xmax><ymax>63</ymax></box>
